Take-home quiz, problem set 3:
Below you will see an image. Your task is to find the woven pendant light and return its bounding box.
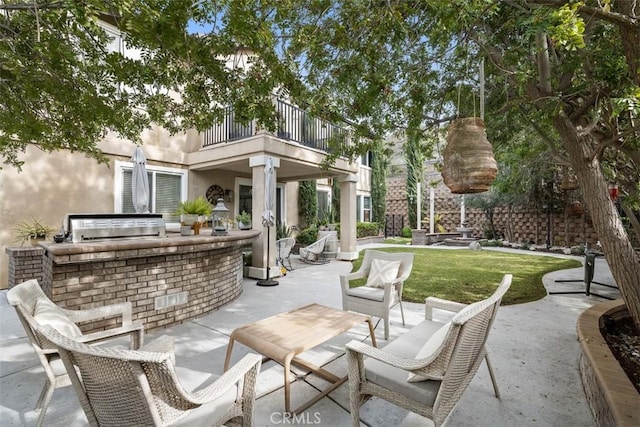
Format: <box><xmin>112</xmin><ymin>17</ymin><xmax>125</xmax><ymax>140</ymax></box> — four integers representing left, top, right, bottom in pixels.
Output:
<box><xmin>442</xmin><ymin>117</ymin><xmax>497</xmax><ymax>194</ymax></box>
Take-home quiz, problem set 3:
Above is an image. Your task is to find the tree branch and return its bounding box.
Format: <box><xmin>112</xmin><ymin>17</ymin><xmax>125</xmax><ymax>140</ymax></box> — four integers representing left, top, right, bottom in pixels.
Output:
<box><xmin>526</xmin><ymin>0</ymin><xmax>640</xmax><ymax>30</ymax></box>
<box><xmin>0</xmin><ymin>2</ymin><xmax>65</xmax><ymax>11</ymax></box>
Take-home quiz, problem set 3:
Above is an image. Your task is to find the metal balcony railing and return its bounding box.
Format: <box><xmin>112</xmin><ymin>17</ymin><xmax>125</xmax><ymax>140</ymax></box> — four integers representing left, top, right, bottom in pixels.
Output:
<box><xmin>202</xmin><ymin>100</ymin><xmax>349</xmax><ymax>153</ymax></box>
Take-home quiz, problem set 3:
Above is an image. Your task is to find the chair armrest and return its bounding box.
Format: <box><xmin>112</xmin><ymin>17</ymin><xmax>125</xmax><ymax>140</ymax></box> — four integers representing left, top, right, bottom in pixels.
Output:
<box><xmin>184</xmin><ymin>353</ymin><xmax>263</xmax><ymax>405</ymax></box>
<box><xmin>139</xmin><ymin>335</ymin><xmax>174</xmax><ymax>353</ymax></box>
<box><xmin>346</xmin><ymin>340</ymin><xmax>428</xmax><ymax>372</ymax></box>
<box><xmin>78</xmin><ymin>322</ymin><xmax>145</xmax><ymax>349</ymax></box>
<box><xmin>424</xmin><ymin>297</ymin><xmax>467</xmax><ymax>320</ymax></box>
<box><xmin>63</xmin><ymin>302</ymin><xmax>134</xmax><ymax>326</ymax></box>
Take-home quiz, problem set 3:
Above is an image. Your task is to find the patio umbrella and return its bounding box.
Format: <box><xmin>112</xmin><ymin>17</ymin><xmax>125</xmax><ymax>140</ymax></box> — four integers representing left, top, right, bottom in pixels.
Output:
<box><xmin>257</xmin><ymin>157</ymin><xmax>278</xmax><ymax>286</ymax></box>
<box><xmin>131</xmin><ymin>146</ymin><xmax>150</xmax><ymax>213</ymax></box>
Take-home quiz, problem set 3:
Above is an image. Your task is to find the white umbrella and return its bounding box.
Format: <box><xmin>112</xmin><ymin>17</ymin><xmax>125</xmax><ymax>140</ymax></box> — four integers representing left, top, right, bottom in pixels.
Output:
<box><xmin>257</xmin><ymin>157</ymin><xmax>278</xmax><ymax>286</ymax></box>
<box><xmin>131</xmin><ymin>146</ymin><xmax>150</xmax><ymax>213</ymax></box>
<box><xmin>261</xmin><ymin>157</ymin><xmax>276</xmax><ymax>227</ymax></box>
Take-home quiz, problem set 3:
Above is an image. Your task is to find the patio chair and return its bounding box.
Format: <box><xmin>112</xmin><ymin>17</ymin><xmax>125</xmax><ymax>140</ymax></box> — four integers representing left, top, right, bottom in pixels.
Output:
<box><xmin>346</xmin><ymin>274</ymin><xmax>512</xmax><ymax>427</ymax></box>
<box><xmin>299</xmin><ymin>235</ymin><xmax>330</xmax><ymax>264</ymax></box>
<box><xmin>6</xmin><ymin>279</ymin><xmax>144</xmax><ymax>427</ymax></box>
<box><xmin>340</xmin><ymin>250</ymin><xmax>414</xmax><ymax>340</ymax></box>
<box><xmin>276</xmin><ymin>237</ymin><xmax>296</xmax><ymax>271</ymax></box>
<box><xmin>35</xmin><ymin>324</ymin><xmax>262</xmax><ymax>427</ymax></box>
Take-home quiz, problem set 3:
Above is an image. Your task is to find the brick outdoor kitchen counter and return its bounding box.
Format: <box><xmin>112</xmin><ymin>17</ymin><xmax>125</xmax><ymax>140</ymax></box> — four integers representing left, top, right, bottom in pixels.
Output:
<box><xmin>6</xmin><ymin>230</ymin><xmax>260</xmax><ymax>332</ymax></box>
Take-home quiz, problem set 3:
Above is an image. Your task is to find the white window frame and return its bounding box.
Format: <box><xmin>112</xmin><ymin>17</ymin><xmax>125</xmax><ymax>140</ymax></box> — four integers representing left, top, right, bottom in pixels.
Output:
<box><xmin>357</xmin><ymin>193</ymin><xmax>372</xmax><ymax>223</ymax></box>
<box><xmin>114</xmin><ymin>160</ymin><xmax>188</xmax><ymax>225</ymax></box>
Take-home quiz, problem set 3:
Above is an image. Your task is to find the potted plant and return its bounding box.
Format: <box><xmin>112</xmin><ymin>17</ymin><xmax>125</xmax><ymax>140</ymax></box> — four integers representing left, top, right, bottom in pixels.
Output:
<box><xmin>235</xmin><ymin>211</ymin><xmax>252</xmax><ymax>230</ymax></box>
<box><xmin>14</xmin><ymin>217</ymin><xmax>56</xmax><ymax>246</ymax></box>
<box><xmin>175</xmin><ymin>196</ymin><xmax>212</xmax><ymax>234</ymax></box>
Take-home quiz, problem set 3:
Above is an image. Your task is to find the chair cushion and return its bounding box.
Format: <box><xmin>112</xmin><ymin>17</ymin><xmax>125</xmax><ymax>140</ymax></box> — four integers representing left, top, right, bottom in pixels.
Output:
<box><xmin>170</xmin><ymin>366</ymin><xmax>238</xmax><ymax>426</ymax></box>
<box><xmin>365</xmin><ymin>358</ymin><xmax>441</xmax><ymax>407</ymax></box>
<box><xmin>365</xmin><ymin>259</ymin><xmax>401</xmax><ymax>288</ymax></box>
<box><xmin>33</xmin><ymin>298</ymin><xmax>83</xmax><ymax>338</ymax></box>
<box><xmin>345</xmin><ymin>286</ymin><xmax>385</xmax><ymax>302</ymax></box>
<box><xmin>407</xmin><ymin>321</ymin><xmax>452</xmax><ymax>382</ymax></box>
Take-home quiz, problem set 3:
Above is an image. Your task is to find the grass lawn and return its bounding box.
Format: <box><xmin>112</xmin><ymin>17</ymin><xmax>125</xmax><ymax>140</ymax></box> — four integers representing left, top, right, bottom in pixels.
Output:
<box><xmin>349</xmin><ymin>247</ymin><xmax>582</xmax><ymax>305</ymax></box>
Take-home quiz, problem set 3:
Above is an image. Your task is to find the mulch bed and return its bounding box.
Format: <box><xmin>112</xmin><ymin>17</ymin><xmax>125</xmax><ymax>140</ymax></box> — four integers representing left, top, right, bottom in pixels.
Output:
<box><xmin>601</xmin><ymin>315</ymin><xmax>640</xmax><ymax>393</ymax></box>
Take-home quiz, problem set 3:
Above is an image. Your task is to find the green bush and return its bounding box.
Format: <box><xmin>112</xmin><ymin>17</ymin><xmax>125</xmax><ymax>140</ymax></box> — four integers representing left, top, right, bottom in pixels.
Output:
<box><xmin>356</xmin><ymin>222</ymin><xmax>382</xmax><ymax>238</ymax></box>
<box><xmin>401</xmin><ymin>226</ymin><xmax>412</xmax><ymax>238</ymax></box>
<box><xmin>296</xmin><ymin>227</ymin><xmax>318</xmax><ymax>246</ymax></box>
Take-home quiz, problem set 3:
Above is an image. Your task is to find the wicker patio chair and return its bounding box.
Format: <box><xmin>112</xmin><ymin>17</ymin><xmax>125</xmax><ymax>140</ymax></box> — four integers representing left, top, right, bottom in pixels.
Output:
<box><xmin>35</xmin><ymin>324</ymin><xmax>262</xmax><ymax>427</ymax></box>
<box><xmin>299</xmin><ymin>235</ymin><xmax>330</xmax><ymax>264</ymax></box>
<box><xmin>6</xmin><ymin>279</ymin><xmax>144</xmax><ymax>427</ymax></box>
<box><xmin>276</xmin><ymin>237</ymin><xmax>296</xmax><ymax>271</ymax></box>
<box><xmin>340</xmin><ymin>250</ymin><xmax>414</xmax><ymax>340</ymax></box>
<box><xmin>346</xmin><ymin>274</ymin><xmax>512</xmax><ymax>427</ymax></box>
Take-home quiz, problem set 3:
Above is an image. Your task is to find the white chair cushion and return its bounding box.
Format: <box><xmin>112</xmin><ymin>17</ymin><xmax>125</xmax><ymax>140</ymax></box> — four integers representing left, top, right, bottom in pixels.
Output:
<box><xmin>365</xmin><ymin>259</ymin><xmax>401</xmax><ymax>288</ymax></box>
<box><xmin>33</xmin><ymin>298</ymin><xmax>83</xmax><ymax>338</ymax></box>
<box><xmin>407</xmin><ymin>321</ymin><xmax>452</xmax><ymax>382</ymax></box>
<box><xmin>345</xmin><ymin>286</ymin><xmax>385</xmax><ymax>302</ymax></box>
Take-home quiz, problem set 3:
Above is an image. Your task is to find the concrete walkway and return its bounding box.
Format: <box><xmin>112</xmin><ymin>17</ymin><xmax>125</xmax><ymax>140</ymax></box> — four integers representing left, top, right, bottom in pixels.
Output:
<box><xmin>0</xmin><ymin>244</ymin><xmax>619</xmax><ymax>426</ymax></box>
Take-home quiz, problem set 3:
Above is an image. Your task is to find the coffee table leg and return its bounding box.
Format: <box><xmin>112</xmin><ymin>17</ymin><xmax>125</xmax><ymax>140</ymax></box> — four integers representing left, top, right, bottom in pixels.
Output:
<box><xmin>366</xmin><ymin>318</ymin><xmax>377</xmax><ymax>347</ymax></box>
<box><xmin>223</xmin><ymin>338</ymin><xmax>235</xmax><ymax>371</ymax></box>
<box><xmin>284</xmin><ymin>353</ymin><xmax>294</xmax><ymax>414</ymax></box>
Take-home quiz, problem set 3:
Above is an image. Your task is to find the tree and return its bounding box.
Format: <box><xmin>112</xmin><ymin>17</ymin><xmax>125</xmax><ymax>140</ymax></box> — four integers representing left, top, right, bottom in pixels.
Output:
<box><xmin>371</xmin><ymin>138</ymin><xmax>390</xmax><ymax>223</ymax></box>
<box><xmin>404</xmin><ymin>127</ymin><xmax>424</xmax><ymax>229</ymax></box>
<box><xmin>298</xmin><ymin>180</ymin><xmax>317</xmax><ymax>228</ymax></box>
<box><xmin>3</xmin><ymin>2</ymin><xmax>640</xmax><ymax>327</ymax></box>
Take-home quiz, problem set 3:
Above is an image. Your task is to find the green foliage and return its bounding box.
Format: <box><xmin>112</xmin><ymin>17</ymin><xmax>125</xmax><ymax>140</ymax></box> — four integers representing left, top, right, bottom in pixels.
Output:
<box><xmin>14</xmin><ymin>218</ymin><xmax>56</xmax><ymax>243</ymax></box>
<box><xmin>401</xmin><ymin>226</ymin><xmax>412</xmax><ymax>238</ymax></box>
<box><xmin>404</xmin><ymin>126</ymin><xmax>424</xmax><ymax>229</ymax></box>
<box><xmin>298</xmin><ymin>180</ymin><xmax>317</xmax><ymax>228</ymax></box>
<box><xmin>371</xmin><ymin>138</ymin><xmax>390</xmax><ymax>222</ymax></box>
<box><xmin>296</xmin><ymin>227</ymin><xmax>318</xmax><ymax>246</ymax></box>
<box><xmin>235</xmin><ymin>211</ymin><xmax>251</xmax><ymax>224</ymax></box>
<box><xmin>175</xmin><ymin>196</ymin><xmax>212</xmax><ymax>216</ymax></box>
<box><xmin>276</xmin><ymin>223</ymin><xmax>294</xmax><ymax>239</ymax></box>
<box><xmin>349</xmin><ymin>247</ymin><xmax>581</xmax><ymax>305</ymax></box>
<box><xmin>356</xmin><ymin>222</ymin><xmax>382</xmax><ymax>238</ymax></box>
<box><xmin>331</xmin><ymin>178</ymin><xmax>340</xmax><ymax>219</ymax></box>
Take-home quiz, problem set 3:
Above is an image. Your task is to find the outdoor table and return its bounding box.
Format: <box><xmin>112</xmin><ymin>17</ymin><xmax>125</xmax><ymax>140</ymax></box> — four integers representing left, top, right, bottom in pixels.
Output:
<box><xmin>223</xmin><ymin>303</ymin><xmax>377</xmax><ymax>414</ymax></box>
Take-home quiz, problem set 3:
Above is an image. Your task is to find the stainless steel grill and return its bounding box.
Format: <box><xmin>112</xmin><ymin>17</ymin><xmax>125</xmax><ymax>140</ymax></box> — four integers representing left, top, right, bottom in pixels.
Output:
<box><xmin>68</xmin><ymin>214</ymin><xmax>166</xmax><ymax>243</ymax></box>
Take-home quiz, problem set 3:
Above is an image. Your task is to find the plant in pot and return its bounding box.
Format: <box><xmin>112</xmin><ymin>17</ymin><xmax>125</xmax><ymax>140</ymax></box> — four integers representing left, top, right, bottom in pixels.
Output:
<box><xmin>235</xmin><ymin>211</ymin><xmax>252</xmax><ymax>230</ymax></box>
<box><xmin>14</xmin><ymin>218</ymin><xmax>56</xmax><ymax>246</ymax></box>
<box><xmin>175</xmin><ymin>196</ymin><xmax>212</xmax><ymax>235</ymax></box>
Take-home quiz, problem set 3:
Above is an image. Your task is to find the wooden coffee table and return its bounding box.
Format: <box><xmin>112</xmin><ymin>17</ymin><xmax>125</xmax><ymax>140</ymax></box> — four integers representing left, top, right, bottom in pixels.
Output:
<box><xmin>223</xmin><ymin>303</ymin><xmax>377</xmax><ymax>414</ymax></box>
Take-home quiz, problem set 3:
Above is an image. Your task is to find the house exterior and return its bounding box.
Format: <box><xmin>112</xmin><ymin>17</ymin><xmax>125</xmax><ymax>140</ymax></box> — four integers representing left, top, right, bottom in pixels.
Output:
<box><xmin>0</xmin><ymin>21</ymin><xmax>372</xmax><ymax>290</ymax></box>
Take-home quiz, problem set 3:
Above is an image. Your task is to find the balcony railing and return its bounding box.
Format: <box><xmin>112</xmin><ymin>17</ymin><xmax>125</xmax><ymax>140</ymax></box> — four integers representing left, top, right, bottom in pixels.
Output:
<box><xmin>202</xmin><ymin>100</ymin><xmax>349</xmax><ymax>153</ymax></box>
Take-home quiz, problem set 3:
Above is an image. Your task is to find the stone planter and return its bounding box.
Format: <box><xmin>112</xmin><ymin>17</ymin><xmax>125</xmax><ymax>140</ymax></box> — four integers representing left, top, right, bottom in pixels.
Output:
<box><xmin>577</xmin><ymin>299</ymin><xmax>639</xmax><ymax>426</ymax></box>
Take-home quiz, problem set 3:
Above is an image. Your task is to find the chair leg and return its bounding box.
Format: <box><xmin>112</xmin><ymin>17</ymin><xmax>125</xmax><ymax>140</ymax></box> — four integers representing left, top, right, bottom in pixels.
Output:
<box><xmin>383</xmin><ymin>316</ymin><xmax>389</xmax><ymax>340</ymax></box>
<box><xmin>399</xmin><ymin>301</ymin><xmax>405</xmax><ymax>326</ymax></box>
<box><xmin>484</xmin><ymin>352</ymin><xmax>501</xmax><ymax>398</ymax></box>
<box><xmin>35</xmin><ymin>381</ymin><xmax>55</xmax><ymax>427</ymax></box>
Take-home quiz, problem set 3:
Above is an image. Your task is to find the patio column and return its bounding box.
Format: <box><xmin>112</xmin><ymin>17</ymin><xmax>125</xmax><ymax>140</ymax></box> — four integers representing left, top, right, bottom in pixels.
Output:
<box><xmin>337</xmin><ymin>173</ymin><xmax>358</xmax><ymax>261</ymax></box>
<box><xmin>248</xmin><ymin>155</ymin><xmax>281</xmax><ymax>279</ymax></box>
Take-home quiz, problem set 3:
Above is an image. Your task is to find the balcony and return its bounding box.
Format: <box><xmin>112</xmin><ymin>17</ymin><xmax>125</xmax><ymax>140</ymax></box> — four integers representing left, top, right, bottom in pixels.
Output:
<box><xmin>202</xmin><ymin>100</ymin><xmax>350</xmax><ymax>153</ymax></box>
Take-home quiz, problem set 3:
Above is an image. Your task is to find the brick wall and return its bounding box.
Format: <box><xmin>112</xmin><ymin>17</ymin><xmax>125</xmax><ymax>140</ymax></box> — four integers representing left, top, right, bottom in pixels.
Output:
<box><xmin>7</xmin><ymin>238</ymin><xmax>250</xmax><ymax>333</ymax></box>
<box><xmin>386</xmin><ymin>174</ymin><xmax>601</xmax><ymax>246</ymax></box>
<box><xmin>5</xmin><ymin>247</ymin><xmax>44</xmax><ymax>288</ymax></box>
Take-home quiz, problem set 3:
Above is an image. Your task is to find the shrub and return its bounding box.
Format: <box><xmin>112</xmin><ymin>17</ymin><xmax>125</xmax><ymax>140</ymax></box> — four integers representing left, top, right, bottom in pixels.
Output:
<box><xmin>356</xmin><ymin>222</ymin><xmax>382</xmax><ymax>238</ymax></box>
<box><xmin>401</xmin><ymin>226</ymin><xmax>412</xmax><ymax>238</ymax></box>
<box><xmin>296</xmin><ymin>227</ymin><xmax>318</xmax><ymax>246</ymax></box>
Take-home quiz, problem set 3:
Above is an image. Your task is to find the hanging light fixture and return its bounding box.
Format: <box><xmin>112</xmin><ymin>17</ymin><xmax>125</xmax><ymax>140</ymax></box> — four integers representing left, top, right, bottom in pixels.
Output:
<box><xmin>442</xmin><ymin>117</ymin><xmax>497</xmax><ymax>194</ymax></box>
<box><xmin>441</xmin><ymin>59</ymin><xmax>497</xmax><ymax>194</ymax></box>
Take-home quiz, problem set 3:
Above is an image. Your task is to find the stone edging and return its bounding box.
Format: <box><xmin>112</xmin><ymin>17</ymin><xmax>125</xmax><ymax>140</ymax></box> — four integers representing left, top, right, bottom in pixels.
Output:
<box><xmin>577</xmin><ymin>299</ymin><xmax>639</xmax><ymax>426</ymax></box>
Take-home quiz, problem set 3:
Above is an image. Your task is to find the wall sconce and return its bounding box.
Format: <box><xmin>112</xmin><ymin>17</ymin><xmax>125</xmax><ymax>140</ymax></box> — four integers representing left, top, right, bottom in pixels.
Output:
<box><xmin>225</xmin><ymin>189</ymin><xmax>233</xmax><ymax>202</ymax></box>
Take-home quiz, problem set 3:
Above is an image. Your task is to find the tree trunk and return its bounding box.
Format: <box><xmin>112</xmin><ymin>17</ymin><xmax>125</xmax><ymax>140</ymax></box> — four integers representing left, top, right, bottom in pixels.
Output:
<box><xmin>554</xmin><ymin>114</ymin><xmax>640</xmax><ymax>329</ymax></box>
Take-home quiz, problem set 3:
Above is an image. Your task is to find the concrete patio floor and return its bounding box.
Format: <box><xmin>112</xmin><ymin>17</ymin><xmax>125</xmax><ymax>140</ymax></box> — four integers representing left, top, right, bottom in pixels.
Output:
<box><xmin>0</xmin><ymin>244</ymin><xmax>620</xmax><ymax>426</ymax></box>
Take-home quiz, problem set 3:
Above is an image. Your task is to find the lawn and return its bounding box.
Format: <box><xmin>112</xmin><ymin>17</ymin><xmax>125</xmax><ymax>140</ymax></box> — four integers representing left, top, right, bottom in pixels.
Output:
<box><xmin>349</xmin><ymin>247</ymin><xmax>582</xmax><ymax>305</ymax></box>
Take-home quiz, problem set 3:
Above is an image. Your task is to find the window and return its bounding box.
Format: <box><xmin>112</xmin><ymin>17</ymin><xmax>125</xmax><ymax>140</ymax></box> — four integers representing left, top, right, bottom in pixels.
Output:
<box><xmin>115</xmin><ymin>161</ymin><xmax>187</xmax><ymax>223</ymax></box>
<box><xmin>356</xmin><ymin>194</ymin><xmax>371</xmax><ymax>222</ymax></box>
<box><xmin>317</xmin><ymin>190</ymin><xmax>330</xmax><ymax>221</ymax></box>
<box><xmin>360</xmin><ymin>151</ymin><xmax>372</xmax><ymax>167</ymax></box>
<box><xmin>363</xmin><ymin>196</ymin><xmax>371</xmax><ymax>222</ymax></box>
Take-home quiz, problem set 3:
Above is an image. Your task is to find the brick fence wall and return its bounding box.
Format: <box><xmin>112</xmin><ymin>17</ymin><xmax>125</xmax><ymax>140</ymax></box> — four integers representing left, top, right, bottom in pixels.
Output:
<box><xmin>386</xmin><ymin>175</ymin><xmax>601</xmax><ymax>246</ymax></box>
<box><xmin>5</xmin><ymin>247</ymin><xmax>44</xmax><ymax>288</ymax></box>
